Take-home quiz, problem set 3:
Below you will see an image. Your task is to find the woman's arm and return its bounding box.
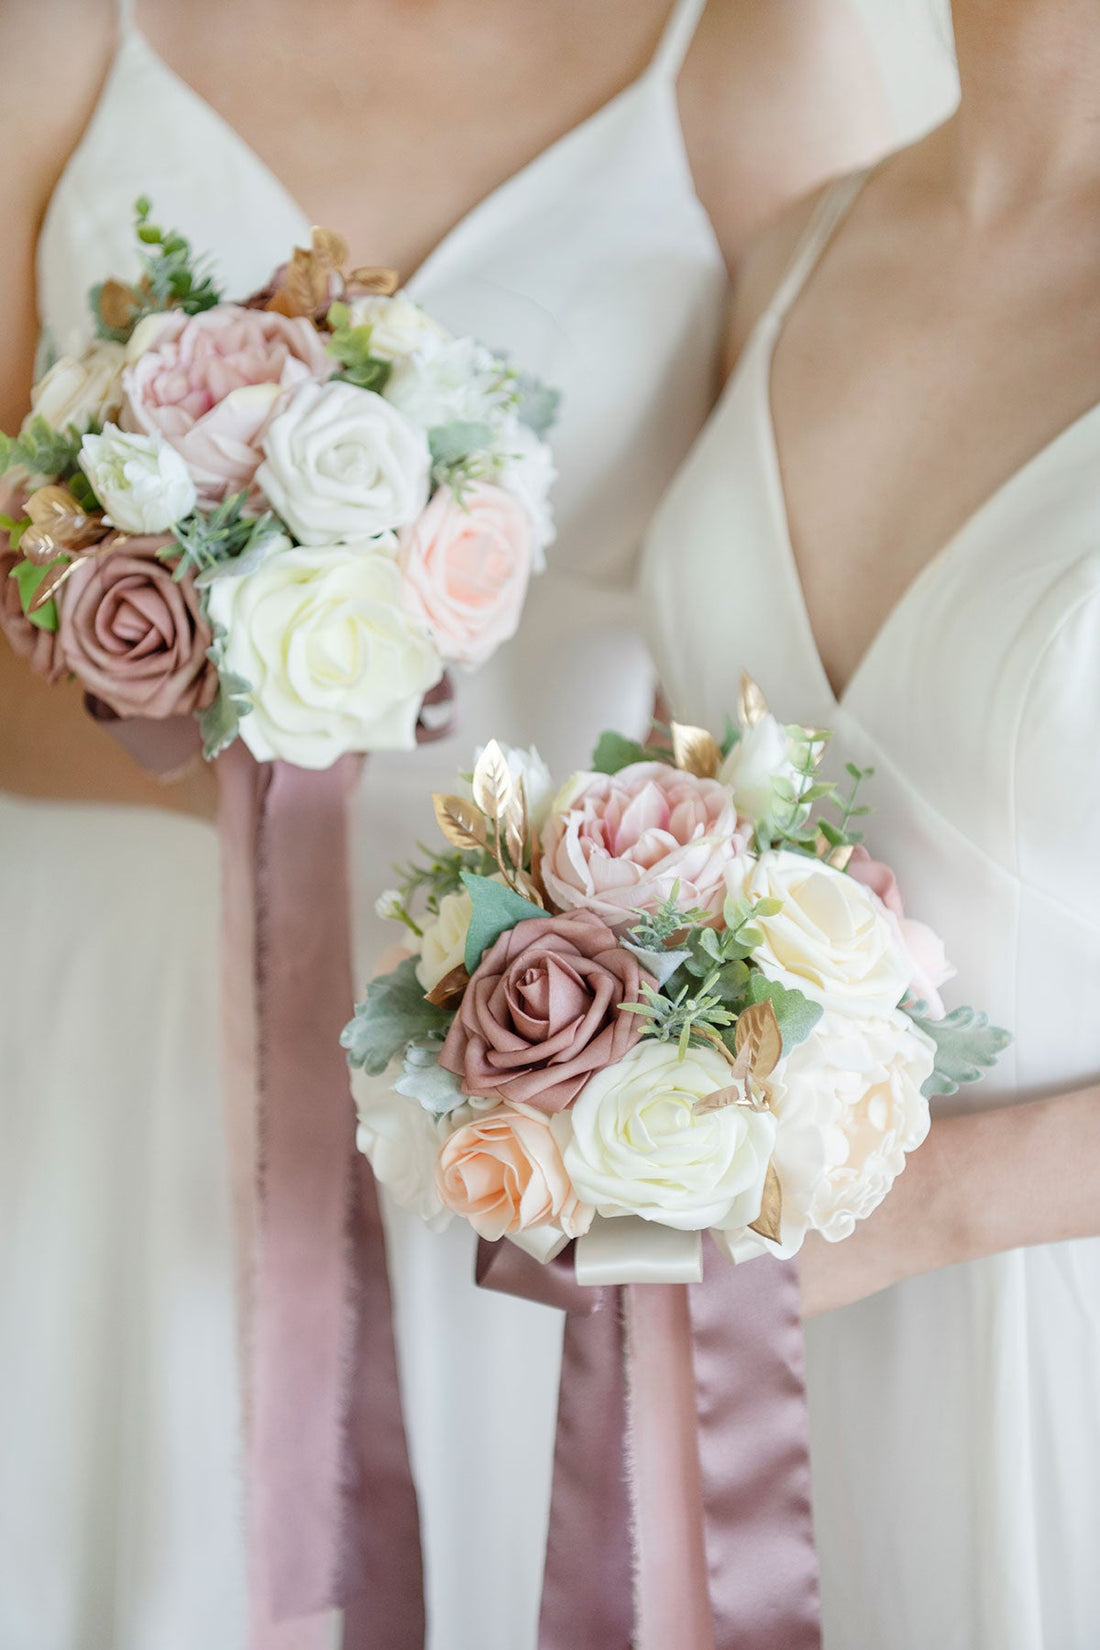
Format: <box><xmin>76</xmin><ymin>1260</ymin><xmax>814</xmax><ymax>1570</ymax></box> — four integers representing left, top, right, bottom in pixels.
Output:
<box><xmin>799</xmin><ymin>1082</ymin><xmax>1100</xmax><ymax>1316</ymax></box>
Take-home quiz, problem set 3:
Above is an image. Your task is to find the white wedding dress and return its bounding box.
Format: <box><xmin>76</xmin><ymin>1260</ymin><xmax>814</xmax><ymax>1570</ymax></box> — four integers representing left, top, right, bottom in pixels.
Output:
<box><xmin>1</xmin><ymin>3</ymin><xmax>727</xmax><ymax>1646</ymax></box>
<box><xmin>643</xmin><ymin>173</ymin><xmax>1100</xmax><ymax>1650</ymax></box>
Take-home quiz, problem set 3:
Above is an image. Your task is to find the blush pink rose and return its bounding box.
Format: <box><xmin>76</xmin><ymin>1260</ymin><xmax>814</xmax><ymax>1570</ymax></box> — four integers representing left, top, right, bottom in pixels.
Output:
<box><xmin>57</xmin><ymin>538</ymin><xmax>217</xmax><ymax>719</ymax></box>
<box><xmin>436</xmin><ymin>1107</ymin><xmax>593</xmax><ymax>1241</ymax></box>
<box><xmin>440</xmin><ymin>910</ymin><xmax>653</xmax><ymax>1113</ymax></box>
<box><xmin>121</xmin><ymin>305</ymin><xmax>333</xmax><ymax>504</ymax></box>
<box><xmin>398</xmin><ymin>482</ymin><xmax>534</xmax><ymax>669</ymax></box>
<box><xmin>847</xmin><ymin>845</ymin><xmax>955</xmax><ymax>1018</ymax></box>
<box><xmin>541</xmin><ymin>761</ymin><xmax>750</xmax><ymax>930</ymax></box>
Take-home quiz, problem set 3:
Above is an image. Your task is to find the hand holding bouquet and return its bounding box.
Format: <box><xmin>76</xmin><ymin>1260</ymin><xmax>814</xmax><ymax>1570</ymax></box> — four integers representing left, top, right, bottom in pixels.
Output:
<box><xmin>347</xmin><ymin>678</ymin><xmax>1010</xmax><ymax>1269</ymax></box>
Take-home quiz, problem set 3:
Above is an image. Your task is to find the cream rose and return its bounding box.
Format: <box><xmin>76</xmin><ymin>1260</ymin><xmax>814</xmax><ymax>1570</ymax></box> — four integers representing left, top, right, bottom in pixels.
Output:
<box><xmin>751</xmin><ymin>1006</ymin><xmax>935</xmax><ymax>1252</ymax></box>
<box><xmin>346</xmin><ymin>292</ymin><xmax>451</xmax><ymax>362</ymax></box>
<box><xmin>352</xmin><ymin>1065</ymin><xmax>452</xmax><ymax>1230</ymax></box>
<box><xmin>29</xmin><ymin>340</ymin><xmax>126</xmax><ymax>433</ymax></box>
<box><xmin>725</xmin><ymin>850</ymin><xmax>911</xmax><ymax>1012</ymax></box>
<box><xmin>256</xmin><ymin>379</ymin><xmax>430</xmax><ymax>543</ymax></box>
<box><xmin>205</xmin><ymin>538</ymin><xmax>442</xmax><ymax>767</ymax></box>
<box><xmin>416</xmin><ymin>888</ymin><xmax>475</xmax><ymax>992</ymax></box>
<box><xmin>79</xmin><ymin>424</ymin><xmax>197</xmax><ymax>533</ymax></box>
<box><xmin>559</xmin><ymin>1041</ymin><xmax>776</xmax><ymax>1232</ymax></box>
<box><xmin>719</xmin><ymin>713</ymin><xmax>807</xmax><ymax>829</ymax></box>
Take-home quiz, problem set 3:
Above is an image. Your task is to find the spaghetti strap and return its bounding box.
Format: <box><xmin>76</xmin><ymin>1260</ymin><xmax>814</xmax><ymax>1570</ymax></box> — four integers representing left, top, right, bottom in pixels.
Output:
<box><xmin>768</xmin><ymin>169</ymin><xmax>872</xmax><ymax>325</ymax></box>
<box><xmin>650</xmin><ymin>0</ymin><xmax>707</xmax><ymax>80</ymax></box>
<box><xmin>117</xmin><ymin>0</ymin><xmax>137</xmax><ymax>35</ymax></box>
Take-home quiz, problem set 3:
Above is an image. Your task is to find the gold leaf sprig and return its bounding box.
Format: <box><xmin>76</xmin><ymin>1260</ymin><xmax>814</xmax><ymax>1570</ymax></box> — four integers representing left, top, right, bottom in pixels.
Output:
<box><xmin>264</xmin><ymin>227</ymin><xmax>399</xmax><ymax>323</ymax></box>
<box><xmin>671</xmin><ymin>721</ymin><xmax>723</xmax><ymax>779</ymax></box>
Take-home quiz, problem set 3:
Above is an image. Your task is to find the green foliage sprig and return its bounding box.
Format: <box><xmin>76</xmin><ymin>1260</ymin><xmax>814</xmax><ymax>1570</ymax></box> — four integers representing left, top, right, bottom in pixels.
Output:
<box><xmin>325</xmin><ymin>302</ymin><xmax>393</xmax><ymax>393</ymax></box>
<box><xmin>91</xmin><ymin>197</ymin><xmax>222</xmax><ymax>343</ymax></box>
<box><xmin>0</xmin><ymin>416</ymin><xmax>86</xmax><ymax>481</ymax></box>
<box><xmin>169</xmin><ymin>493</ymin><xmax>283</xmax><ymax>582</ymax></box>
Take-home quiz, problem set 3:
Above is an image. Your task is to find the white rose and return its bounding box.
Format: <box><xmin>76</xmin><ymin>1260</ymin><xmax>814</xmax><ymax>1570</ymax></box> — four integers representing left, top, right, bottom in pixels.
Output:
<box><xmin>469</xmin><ymin>742</ymin><xmax>555</xmax><ymax>829</ymax></box>
<box><xmin>493</xmin><ymin>417</ymin><xmax>557</xmax><ymax>570</ymax></box>
<box><xmin>416</xmin><ymin>888</ymin><xmax>474</xmax><ymax>992</ymax></box>
<box><xmin>738</xmin><ymin>1006</ymin><xmax>934</xmax><ymax>1254</ymax></box>
<box><xmin>206</xmin><ymin>538</ymin><xmax>442</xmax><ymax>767</ymax></box>
<box><xmin>718</xmin><ymin>714</ymin><xmax>802</xmax><ymax>828</ymax></box>
<box><xmin>559</xmin><ymin>1041</ymin><xmax>776</xmax><ymax>1232</ymax></box>
<box><xmin>352</xmin><ymin>1065</ymin><xmax>451</xmax><ymax>1229</ymax></box>
<box><xmin>256</xmin><ymin>379</ymin><xmax>430</xmax><ymax>544</ymax></box>
<box><xmin>79</xmin><ymin>423</ymin><xmax>197</xmax><ymax>533</ymax></box>
<box><xmin>346</xmin><ymin>292</ymin><xmax>451</xmax><ymax>362</ymax></box>
<box><xmin>29</xmin><ymin>340</ymin><xmax>127</xmax><ymax>433</ymax></box>
<box><xmin>383</xmin><ymin>337</ymin><xmax>511</xmax><ymax>431</ymax></box>
<box><xmin>726</xmin><ymin>850</ymin><xmax>911</xmax><ymax>1013</ymax></box>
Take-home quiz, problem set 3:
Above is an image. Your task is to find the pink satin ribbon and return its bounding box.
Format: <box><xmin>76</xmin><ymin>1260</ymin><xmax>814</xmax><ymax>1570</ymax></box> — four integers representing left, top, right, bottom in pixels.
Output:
<box><xmin>478</xmin><ymin>1237</ymin><xmax>821</xmax><ymax>1650</ymax></box>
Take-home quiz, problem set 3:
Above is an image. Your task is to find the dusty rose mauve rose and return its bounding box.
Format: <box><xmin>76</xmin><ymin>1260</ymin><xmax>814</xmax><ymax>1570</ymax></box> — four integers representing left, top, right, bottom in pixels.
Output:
<box><xmin>57</xmin><ymin>538</ymin><xmax>217</xmax><ymax>719</ymax></box>
<box><xmin>121</xmin><ymin>305</ymin><xmax>333</xmax><ymax>504</ymax></box>
<box><xmin>398</xmin><ymin>481</ymin><xmax>534</xmax><ymax>670</ymax></box>
<box><xmin>0</xmin><ymin>549</ymin><xmax>68</xmax><ymax>684</ymax></box>
<box><xmin>540</xmin><ymin>761</ymin><xmax>750</xmax><ymax>930</ymax></box>
<box><xmin>847</xmin><ymin>844</ymin><xmax>955</xmax><ymax>1018</ymax></box>
<box><xmin>436</xmin><ymin>1106</ymin><xmax>593</xmax><ymax>1241</ymax></box>
<box><xmin>440</xmin><ymin>910</ymin><xmax>653</xmax><ymax>1113</ymax></box>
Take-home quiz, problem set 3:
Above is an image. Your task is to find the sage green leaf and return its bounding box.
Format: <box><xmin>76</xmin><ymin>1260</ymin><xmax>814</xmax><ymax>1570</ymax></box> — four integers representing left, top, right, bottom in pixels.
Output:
<box><xmin>513</xmin><ymin>373</ymin><xmax>560</xmax><ymax>437</ymax></box>
<box><xmin>461</xmin><ymin>872</ymin><xmax>545</xmax><ymax>973</ymax></box>
<box><xmin>906</xmin><ymin>1002</ymin><xmax>1012</xmax><ymax>1097</ymax></box>
<box><xmin>745</xmin><ymin>971</ymin><xmax>823</xmax><ymax>1052</ymax></box>
<box><xmin>341</xmin><ymin>956</ymin><xmax>454</xmax><ymax>1075</ymax></box>
<box><xmin>590</xmin><ymin>731</ymin><xmax>653</xmax><ymax>774</ymax></box>
<box><xmin>428</xmin><ymin>421</ymin><xmax>496</xmax><ymax>470</ymax></box>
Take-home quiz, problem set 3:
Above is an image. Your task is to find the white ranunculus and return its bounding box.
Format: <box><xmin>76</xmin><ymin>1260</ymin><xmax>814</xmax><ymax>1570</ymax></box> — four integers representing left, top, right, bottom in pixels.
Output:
<box><xmin>79</xmin><ymin>423</ymin><xmax>197</xmax><ymax>533</ymax></box>
<box><xmin>205</xmin><ymin>538</ymin><xmax>442</xmax><ymax>767</ymax></box>
<box><xmin>29</xmin><ymin>340</ymin><xmax>127</xmax><ymax>433</ymax></box>
<box><xmin>470</xmin><ymin>742</ymin><xmax>555</xmax><ymax>829</ymax></box>
<box><xmin>559</xmin><ymin>1041</ymin><xmax>776</xmax><ymax>1232</ymax></box>
<box><xmin>256</xmin><ymin>379</ymin><xmax>430</xmax><ymax>544</ymax></box>
<box><xmin>728</xmin><ymin>1006</ymin><xmax>935</xmax><ymax>1256</ymax></box>
<box><xmin>725</xmin><ymin>850</ymin><xmax>911</xmax><ymax>1013</ymax></box>
<box><xmin>353</xmin><ymin>1064</ymin><xmax>452</xmax><ymax>1229</ymax></box>
<box><xmin>719</xmin><ymin>714</ymin><xmax>802</xmax><ymax>828</ymax></box>
<box><xmin>493</xmin><ymin>417</ymin><xmax>557</xmax><ymax>570</ymax></box>
<box><xmin>383</xmin><ymin>337</ymin><xmax>512</xmax><ymax>432</ymax></box>
<box><xmin>346</xmin><ymin>292</ymin><xmax>451</xmax><ymax>362</ymax></box>
<box><xmin>416</xmin><ymin>888</ymin><xmax>474</xmax><ymax>992</ymax></box>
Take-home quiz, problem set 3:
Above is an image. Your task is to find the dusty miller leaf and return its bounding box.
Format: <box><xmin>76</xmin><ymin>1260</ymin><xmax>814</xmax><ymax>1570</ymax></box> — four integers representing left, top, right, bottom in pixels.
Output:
<box><xmin>905</xmin><ymin>1002</ymin><xmax>1012</xmax><ymax>1097</ymax></box>
<box><xmin>341</xmin><ymin>956</ymin><xmax>454</xmax><ymax>1075</ymax></box>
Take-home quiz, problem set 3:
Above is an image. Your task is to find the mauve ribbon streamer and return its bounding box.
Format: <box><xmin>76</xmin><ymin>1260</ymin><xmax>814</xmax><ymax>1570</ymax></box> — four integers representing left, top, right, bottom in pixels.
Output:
<box><xmin>478</xmin><ymin>1237</ymin><xmax>821</xmax><ymax>1650</ymax></box>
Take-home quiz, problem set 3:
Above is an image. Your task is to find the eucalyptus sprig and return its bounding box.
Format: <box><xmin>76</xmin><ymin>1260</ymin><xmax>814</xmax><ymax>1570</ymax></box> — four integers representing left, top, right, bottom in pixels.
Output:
<box><xmin>393</xmin><ymin>842</ymin><xmax>496</xmax><ymax>922</ymax></box>
<box><xmin>91</xmin><ymin>197</ymin><xmax>222</xmax><ymax>343</ymax></box>
<box><xmin>325</xmin><ymin>301</ymin><xmax>393</xmax><ymax>393</ymax></box>
<box><xmin>0</xmin><ymin>416</ymin><xmax>87</xmax><ymax>482</ymax></box>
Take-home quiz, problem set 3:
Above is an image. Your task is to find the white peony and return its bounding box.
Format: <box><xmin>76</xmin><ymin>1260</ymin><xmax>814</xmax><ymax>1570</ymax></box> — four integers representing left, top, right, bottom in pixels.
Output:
<box><xmin>558</xmin><ymin>1041</ymin><xmax>776</xmax><ymax>1232</ymax></box>
<box><xmin>738</xmin><ymin>1006</ymin><xmax>935</xmax><ymax>1254</ymax></box>
<box><xmin>205</xmin><ymin>538</ymin><xmax>442</xmax><ymax>767</ymax></box>
<box><xmin>29</xmin><ymin>340</ymin><xmax>127</xmax><ymax>433</ymax></box>
<box><xmin>469</xmin><ymin>741</ymin><xmax>555</xmax><ymax>829</ymax></box>
<box><xmin>383</xmin><ymin>336</ymin><xmax>512</xmax><ymax>432</ymax></box>
<box><xmin>725</xmin><ymin>850</ymin><xmax>911</xmax><ymax>1013</ymax></box>
<box><xmin>256</xmin><ymin>379</ymin><xmax>430</xmax><ymax>544</ymax></box>
<box><xmin>346</xmin><ymin>292</ymin><xmax>451</xmax><ymax>362</ymax></box>
<box><xmin>493</xmin><ymin>416</ymin><xmax>557</xmax><ymax>570</ymax></box>
<box><xmin>353</xmin><ymin>1064</ymin><xmax>452</xmax><ymax>1230</ymax></box>
<box><xmin>416</xmin><ymin>888</ymin><xmax>474</xmax><ymax>992</ymax></box>
<box><xmin>719</xmin><ymin>714</ymin><xmax>803</xmax><ymax>829</ymax></box>
<box><xmin>79</xmin><ymin>423</ymin><xmax>197</xmax><ymax>533</ymax></box>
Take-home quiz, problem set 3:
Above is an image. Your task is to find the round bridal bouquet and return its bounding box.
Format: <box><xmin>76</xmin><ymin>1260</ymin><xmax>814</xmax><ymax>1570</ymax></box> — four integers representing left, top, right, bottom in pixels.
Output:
<box><xmin>345</xmin><ymin>678</ymin><xmax>1010</xmax><ymax>1266</ymax></box>
<box><xmin>0</xmin><ymin>201</ymin><xmax>557</xmax><ymax>767</ymax></box>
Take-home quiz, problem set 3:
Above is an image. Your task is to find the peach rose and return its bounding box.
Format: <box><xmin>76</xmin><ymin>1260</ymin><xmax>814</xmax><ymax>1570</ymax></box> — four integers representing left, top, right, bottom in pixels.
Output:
<box><xmin>541</xmin><ymin>761</ymin><xmax>750</xmax><ymax>930</ymax></box>
<box><xmin>121</xmin><ymin>305</ymin><xmax>333</xmax><ymax>504</ymax></box>
<box><xmin>436</xmin><ymin>1107</ymin><xmax>593</xmax><ymax>1241</ymax></box>
<box><xmin>847</xmin><ymin>845</ymin><xmax>955</xmax><ymax>1018</ymax></box>
<box><xmin>398</xmin><ymin>482</ymin><xmax>534</xmax><ymax>669</ymax></box>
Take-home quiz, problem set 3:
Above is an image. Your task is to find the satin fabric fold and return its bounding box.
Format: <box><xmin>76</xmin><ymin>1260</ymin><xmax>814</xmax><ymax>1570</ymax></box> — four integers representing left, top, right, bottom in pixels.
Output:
<box><xmin>477</xmin><ymin>1235</ymin><xmax>821</xmax><ymax>1650</ymax></box>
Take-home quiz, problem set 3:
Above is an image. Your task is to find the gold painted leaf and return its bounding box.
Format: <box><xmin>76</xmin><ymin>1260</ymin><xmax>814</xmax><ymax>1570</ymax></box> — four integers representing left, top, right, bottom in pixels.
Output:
<box><xmin>503</xmin><ymin>776</ymin><xmax>528</xmax><ymax>871</ymax></box>
<box><xmin>22</xmin><ymin>486</ymin><xmax>105</xmax><ymax>562</ymax></box>
<box><xmin>748</xmin><ymin>1161</ymin><xmax>783</xmax><ymax>1244</ymax></box>
<box><xmin>310</xmin><ymin>226</ymin><xmax>348</xmax><ymax>270</ymax></box>
<box><xmin>27</xmin><ymin>556</ymin><xmax>80</xmax><ymax>611</ymax></box>
<box><xmin>425</xmin><ymin>964</ymin><xmax>469</xmax><ymax>1010</ymax></box>
<box><xmin>432</xmin><ymin>793</ymin><xmax>487</xmax><ymax>852</ymax></box>
<box><xmin>828</xmin><ymin>844</ymin><xmax>854</xmax><ymax>872</ymax></box>
<box><xmin>347</xmin><ymin>266</ymin><xmax>400</xmax><ymax>297</ymax></box>
<box><xmin>739</xmin><ymin>671</ymin><xmax>769</xmax><ymax>729</ymax></box>
<box><xmin>670</xmin><ymin>721</ymin><xmax>722</xmax><ymax>779</ymax></box>
<box><xmin>472</xmin><ymin>739</ymin><xmax>515</xmax><ymax>822</ymax></box>
<box><xmin>98</xmin><ymin>278</ymin><xmax>138</xmax><ymax>331</ymax></box>
<box><xmin>734</xmin><ymin>999</ymin><xmax>782</xmax><ymax>1082</ymax></box>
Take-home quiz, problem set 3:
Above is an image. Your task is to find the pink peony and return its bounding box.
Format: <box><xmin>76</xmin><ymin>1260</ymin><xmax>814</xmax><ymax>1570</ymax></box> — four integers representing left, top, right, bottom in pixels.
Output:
<box><xmin>121</xmin><ymin>305</ymin><xmax>333</xmax><ymax>504</ymax></box>
<box><xmin>436</xmin><ymin>1107</ymin><xmax>593</xmax><ymax>1241</ymax></box>
<box><xmin>847</xmin><ymin>845</ymin><xmax>955</xmax><ymax>1018</ymax></box>
<box><xmin>398</xmin><ymin>482</ymin><xmax>534</xmax><ymax>670</ymax></box>
<box><xmin>540</xmin><ymin>761</ymin><xmax>750</xmax><ymax>930</ymax></box>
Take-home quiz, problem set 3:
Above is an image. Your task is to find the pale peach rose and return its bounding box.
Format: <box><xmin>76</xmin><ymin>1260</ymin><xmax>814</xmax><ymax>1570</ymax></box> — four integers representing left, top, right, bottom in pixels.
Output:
<box><xmin>540</xmin><ymin>761</ymin><xmax>750</xmax><ymax>931</ymax></box>
<box><xmin>121</xmin><ymin>305</ymin><xmax>333</xmax><ymax>504</ymax></box>
<box><xmin>847</xmin><ymin>845</ymin><xmax>955</xmax><ymax>1018</ymax></box>
<box><xmin>398</xmin><ymin>482</ymin><xmax>534</xmax><ymax>670</ymax></box>
<box><xmin>436</xmin><ymin>1107</ymin><xmax>593</xmax><ymax>1241</ymax></box>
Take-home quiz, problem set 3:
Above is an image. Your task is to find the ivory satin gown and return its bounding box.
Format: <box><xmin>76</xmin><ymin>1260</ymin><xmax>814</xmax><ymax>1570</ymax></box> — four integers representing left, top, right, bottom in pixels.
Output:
<box><xmin>0</xmin><ymin>3</ymin><xmax>727</xmax><ymax>1646</ymax></box>
<box><xmin>643</xmin><ymin>174</ymin><xmax>1100</xmax><ymax>1650</ymax></box>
